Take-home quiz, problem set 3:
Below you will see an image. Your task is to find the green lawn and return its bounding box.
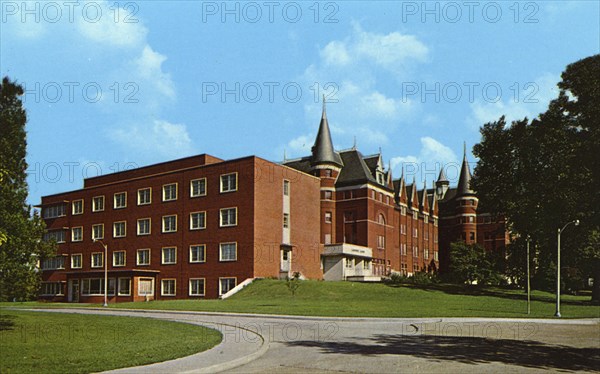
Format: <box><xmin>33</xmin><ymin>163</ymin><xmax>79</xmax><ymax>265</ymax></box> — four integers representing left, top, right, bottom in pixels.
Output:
<box><xmin>0</xmin><ymin>309</ymin><xmax>222</xmax><ymax>374</ymax></box>
<box><xmin>109</xmin><ymin>280</ymin><xmax>600</xmax><ymax>318</ymax></box>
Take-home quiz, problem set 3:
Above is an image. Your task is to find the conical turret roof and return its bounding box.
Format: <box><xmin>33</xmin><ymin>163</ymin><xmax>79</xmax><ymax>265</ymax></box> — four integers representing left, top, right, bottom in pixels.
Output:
<box><xmin>311</xmin><ymin>98</ymin><xmax>343</xmax><ymax>167</ymax></box>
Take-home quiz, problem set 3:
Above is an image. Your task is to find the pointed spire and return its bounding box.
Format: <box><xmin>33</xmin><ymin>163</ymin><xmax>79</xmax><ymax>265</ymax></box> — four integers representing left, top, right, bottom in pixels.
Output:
<box><xmin>457</xmin><ymin>142</ymin><xmax>475</xmax><ymax>196</ymax></box>
<box><xmin>283</xmin><ymin>149</ymin><xmax>287</xmax><ymax>162</ymax></box>
<box><xmin>352</xmin><ymin>136</ymin><xmax>357</xmax><ymax>150</ymax></box>
<box><xmin>311</xmin><ymin>96</ymin><xmax>343</xmax><ymax>167</ymax></box>
<box><xmin>437</xmin><ymin>167</ymin><xmax>449</xmax><ymax>184</ymax></box>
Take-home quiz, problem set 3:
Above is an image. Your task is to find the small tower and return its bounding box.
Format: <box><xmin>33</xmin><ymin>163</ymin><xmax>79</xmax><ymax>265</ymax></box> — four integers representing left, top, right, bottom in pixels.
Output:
<box><xmin>436</xmin><ymin>167</ymin><xmax>450</xmax><ymax>199</ymax></box>
<box><xmin>311</xmin><ymin>97</ymin><xmax>343</xmax><ymax>169</ymax></box>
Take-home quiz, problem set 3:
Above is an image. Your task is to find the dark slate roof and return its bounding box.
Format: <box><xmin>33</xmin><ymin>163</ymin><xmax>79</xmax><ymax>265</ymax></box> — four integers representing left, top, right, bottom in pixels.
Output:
<box><xmin>311</xmin><ymin>107</ymin><xmax>343</xmax><ymax>167</ymax></box>
<box><xmin>336</xmin><ymin>150</ymin><xmax>379</xmax><ymax>187</ymax></box>
<box><xmin>437</xmin><ymin>167</ymin><xmax>449</xmax><ymax>184</ymax></box>
<box><xmin>283</xmin><ymin>157</ymin><xmax>312</xmax><ymax>174</ymax></box>
<box><xmin>363</xmin><ymin>154</ymin><xmax>380</xmax><ymax>174</ymax></box>
<box><xmin>456</xmin><ymin>155</ymin><xmax>475</xmax><ymax>196</ymax></box>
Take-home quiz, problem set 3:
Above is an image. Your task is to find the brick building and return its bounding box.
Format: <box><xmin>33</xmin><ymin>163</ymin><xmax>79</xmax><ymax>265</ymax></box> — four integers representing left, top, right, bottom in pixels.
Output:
<box><xmin>38</xmin><ymin>103</ymin><xmax>505</xmax><ymax>301</ymax></box>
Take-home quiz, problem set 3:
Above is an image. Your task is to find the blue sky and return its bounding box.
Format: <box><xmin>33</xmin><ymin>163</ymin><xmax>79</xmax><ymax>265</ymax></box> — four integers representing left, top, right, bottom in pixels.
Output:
<box><xmin>1</xmin><ymin>0</ymin><xmax>598</xmax><ymax>205</ymax></box>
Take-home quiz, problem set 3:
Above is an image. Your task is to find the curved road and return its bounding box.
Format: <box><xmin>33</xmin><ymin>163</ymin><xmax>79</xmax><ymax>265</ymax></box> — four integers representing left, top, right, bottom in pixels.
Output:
<box><xmin>32</xmin><ymin>308</ymin><xmax>599</xmax><ymax>373</ymax></box>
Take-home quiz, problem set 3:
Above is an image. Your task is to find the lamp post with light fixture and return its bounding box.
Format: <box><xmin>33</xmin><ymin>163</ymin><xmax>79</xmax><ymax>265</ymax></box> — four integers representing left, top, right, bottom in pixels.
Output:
<box><xmin>555</xmin><ymin>219</ymin><xmax>580</xmax><ymax>317</ymax></box>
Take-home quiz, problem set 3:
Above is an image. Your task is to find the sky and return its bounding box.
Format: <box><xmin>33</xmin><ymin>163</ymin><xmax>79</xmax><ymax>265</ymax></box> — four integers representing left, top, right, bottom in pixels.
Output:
<box><xmin>1</xmin><ymin>0</ymin><xmax>599</xmax><ymax>205</ymax></box>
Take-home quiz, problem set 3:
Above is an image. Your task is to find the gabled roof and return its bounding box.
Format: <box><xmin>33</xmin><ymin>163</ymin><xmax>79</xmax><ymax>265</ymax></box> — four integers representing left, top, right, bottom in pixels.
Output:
<box><xmin>420</xmin><ymin>181</ymin><xmax>430</xmax><ymax>212</ymax></box>
<box><xmin>393</xmin><ymin>172</ymin><xmax>407</xmax><ymax>205</ymax></box>
<box><xmin>437</xmin><ymin>167</ymin><xmax>449</xmax><ymax>185</ymax></box>
<box><xmin>311</xmin><ymin>101</ymin><xmax>343</xmax><ymax>167</ymax></box>
<box><xmin>336</xmin><ymin>149</ymin><xmax>379</xmax><ymax>187</ymax></box>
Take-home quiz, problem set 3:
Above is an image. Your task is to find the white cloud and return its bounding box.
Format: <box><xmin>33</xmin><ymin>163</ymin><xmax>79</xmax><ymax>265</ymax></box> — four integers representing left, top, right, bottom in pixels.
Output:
<box><xmin>391</xmin><ymin>137</ymin><xmax>458</xmax><ymax>183</ymax></box>
<box><xmin>321</xmin><ymin>41</ymin><xmax>351</xmax><ymax>66</ymax></box>
<box><xmin>360</xmin><ymin>91</ymin><xmax>411</xmax><ymax>119</ymax></box>
<box><xmin>112</xmin><ymin>120</ymin><xmax>194</xmax><ymax>159</ymax></box>
<box><xmin>468</xmin><ymin>73</ymin><xmax>560</xmax><ymax>128</ymax></box>
<box><xmin>134</xmin><ymin>45</ymin><xmax>175</xmax><ymax>99</ymax></box>
<box><xmin>287</xmin><ymin>134</ymin><xmax>313</xmax><ymax>156</ymax></box>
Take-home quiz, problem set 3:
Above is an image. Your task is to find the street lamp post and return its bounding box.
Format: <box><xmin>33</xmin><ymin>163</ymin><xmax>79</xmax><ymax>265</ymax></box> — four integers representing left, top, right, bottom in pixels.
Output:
<box><xmin>93</xmin><ymin>239</ymin><xmax>108</xmax><ymax>307</ymax></box>
<box><xmin>555</xmin><ymin>219</ymin><xmax>580</xmax><ymax>317</ymax></box>
<box><xmin>526</xmin><ymin>235</ymin><xmax>531</xmax><ymax>315</ymax></box>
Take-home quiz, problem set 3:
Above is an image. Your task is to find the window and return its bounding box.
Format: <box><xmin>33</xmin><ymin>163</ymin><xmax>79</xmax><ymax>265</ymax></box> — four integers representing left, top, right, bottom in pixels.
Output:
<box><xmin>413</xmin><ymin>264</ymin><xmax>419</xmax><ymax>273</ymax></box>
<box><xmin>400</xmin><ymin>224</ymin><xmax>406</xmax><ymax>235</ymax></box>
<box><xmin>190</xmin><ymin>212</ymin><xmax>206</xmax><ymax>230</ymax></box>
<box><xmin>43</xmin><ymin>230</ymin><xmax>66</xmax><ymax>243</ymax></box>
<box><xmin>220</xmin><ymin>173</ymin><xmax>237</xmax><ymax>193</ymax></box>
<box><xmin>346</xmin><ymin>258</ymin><xmax>354</xmax><ymax>268</ymax></box>
<box><xmin>41</xmin><ymin>256</ymin><xmax>65</xmax><ymax>270</ymax></box>
<box><xmin>363</xmin><ymin>260</ymin><xmax>370</xmax><ymax>270</ymax></box>
<box><xmin>434</xmin><ymin>251</ymin><xmax>439</xmax><ymax>261</ymax></box>
<box><xmin>92</xmin><ymin>196</ymin><xmax>104</xmax><ymax>212</ymax></box>
<box><xmin>220</xmin><ymin>208</ymin><xmax>237</xmax><ymax>227</ymax></box>
<box><xmin>413</xmin><ymin>228</ymin><xmax>418</xmax><ymax>238</ymax></box>
<box><xmin>283</xmin><ymin>180</ymin><xmax>290</xmax><ymax>196</ymax></box>
<box><xmin>72</xmin><ymin>200</ymin><xmax>83</xmax><ymax>215</ymax></box>
<box><xmin>71</xmin><ymin>254</ymin><xmax>82</xmax><ymax>269</ymax></box>
<box><xmin>162</xmin><ymin>247</ymin><xmax>177</xmax><ymax>264</ymax></box>
<box><xmin>43</xmin><ymin>204</ymin><xmax>66</xmax><ymax>219</ymax></box>
<box><xmin>424</xmin><ymin>249</ymin><xmax>429</xmax><ymax>260</ymax></box>
<box><xmin>378</xmin><ymin>214</ymin><xmax>386</xmax><ymax>224</ymax></box>
<box><xmin>189</xmin><ymin>278</ymin><xmax>205</xmax><ymax>296</ymax></box>
<box><xmin>323</xmin><ymin>190</ymin><xmax>332</xmax><ymax>200</ymax></box>
<box><xmin>118</xmin><ymin>278</ymin><xmax>131</xmax><ymax>296</ymax></box>
<box><xmin>114</xmin><ymin>192</ymin><xmax>127</xmax><ymax>209</ymax></box>
<box><xmin>71</xmin><ymin>227</ymin><xmax>83</xmax><ymax>242</ymax></box>
<box><xmin>92</xmin><ymin>224</ymin><xmax>104</xmax><ymax>240</ymax></box>
<box><xmin>40</xmin><ymin>282</ymin><xmax>64</xmax><ymax>296</ymax></box>
<box><xmin>113</xmin><ymin>251</ymin><xmax>126</xmax><ymax>267</ymax></box>
<box><xmin>190</xmin><ymin>245</ymin><xmax>206</xmax><ymax>263</ymax></box>
<box><xmin>91</xmin><ymin>252</ymin><xmax>103</xmax><ymax>268</ymax></box>
<box><xmin>219</xmin><ymin>278</ymin><xmax>236</xmax><ymax>295</ymax></box>
<box><xmin>138</xmin><ymin>188</ymin><xmax>151</xmax><ymax>205</ymax></box>
<box><xmin>424</xmin><ymin>215</ymin><xmax>429</xmax><ymax>224</ymax></box>
<box><xmin>425</xmin><ymin>230</ymin><xmax>429</xmax><ymax>240</ymax></box>
<box><xmin>401</xmin><ymin>206</ymin><xmax>406</xmax><ymax>216</ymax></box>
<box><xmin>190</xmin><ymin>178</ymin><xmax>207</xmax><ymax>197</ymax></box>
<box><xmin>413</xmin><ymin>246</ymin><xmax>419</xmax><ymax>257</ymax></box>
<box><xmin>219</xmin><ymin>242</ymin><xmax>237</xmax><ymax>261</ymax></box>
<box><xmin>82</xmin><ymin>278</ymin><xmax>115</xmax><ymax>296</ymax></box>
<box><xmin>162</xmin><ymin>183</ymin><xmax>178</xmax><ymax>201</ymax></box>
<box><xmin>434</xmin><ymin>218</ymin><xmax>438</xmax><ymax>227</ymax></box>
<box><xmin>137</xmin><ymin>218</ymin><xmax>151</xmax><ymax>236</ymax></box>
<box><xmin>283</xmin><ymin>213</ymin><xmax>290</xmax><ymax>228</ymax></box>
<box><xmin>138</xmin><ymin>278</ymin><xmax>154</xmax><ymax>296</ymax></box>
<box><xmin>325</xmin><ymin>212</ymin><xmax>332</xmax><ymax>223</ymax></box>
<box><xmin>377</xmin><ymin>235</ymin><xmax>385</xmax><ymax>249</ymax></box>
<box><xmin>470</xmin><ymin>232</ymin><xmax>476</xmax><ymax>241</ymax></box>
<box><xmin>161</xmin><ymin>279</ymin><xmax>176</xmax><ymax>296</ymax></box>
<box><xmin>162</xmin><ymin>215</ymin><xmax>177</xmax><ymax>233</ymax></box>
<box><xmin>401</xmin><ymin>243</ymin><xmax>407</xmax><ymax>255</ymax></box>
<box><xmin>113</xmin><ymin>221</ymin><xmax>126</xmax><ymax>238</ymax></box>
<box><xmin>413</xmin><ymin>211</ymin><xmax>418</xmax><ymax>220</ymax></box>
<box><xmin>137</xmin><ymin>249</ymin><xmax>150</xmax><ymax>266</ymax></box>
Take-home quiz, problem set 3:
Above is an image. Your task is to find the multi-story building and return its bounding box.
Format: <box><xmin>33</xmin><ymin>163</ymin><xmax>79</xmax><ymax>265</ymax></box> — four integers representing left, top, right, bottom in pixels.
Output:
<box><xmin>39</xmin><ymin>102</ymin><xmax>507</xmax><ymax>302</ymax></box>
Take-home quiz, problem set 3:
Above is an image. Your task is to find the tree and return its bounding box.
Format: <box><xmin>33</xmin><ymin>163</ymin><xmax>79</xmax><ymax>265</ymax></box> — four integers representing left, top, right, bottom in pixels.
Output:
<box><xmin>472</xmin><ymin>55</ymin><xmax>600</xmax><ymax>301</ymax></box>
<box><xmin>444</xmin><ymin>242</ymin><xmax>504</xmax><ymax>286</ymax></box>
<box><xmin>0</xmin><ymin>77</ymin><xmax>54</xmax><ymax>301</ymax></box>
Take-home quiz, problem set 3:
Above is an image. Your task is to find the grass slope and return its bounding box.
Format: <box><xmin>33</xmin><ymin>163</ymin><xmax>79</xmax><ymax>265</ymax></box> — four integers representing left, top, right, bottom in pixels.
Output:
<box><xmin>0</xmin><ymin>309</ymin><xmax>222</xmax><ymax>374</ymax></box>
<box><xmin>110</xmin><ymin>280</ymin><xmax>600</xmax><ymax>318</ymax></box>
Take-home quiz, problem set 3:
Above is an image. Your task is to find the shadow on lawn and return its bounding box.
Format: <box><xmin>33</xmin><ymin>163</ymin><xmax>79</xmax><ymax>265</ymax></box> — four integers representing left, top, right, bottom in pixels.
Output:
<box><xmin>387</xmin><ymin>283</ymin><xmax>593</xmax><ymax>306</ymax></box>
<box><xmin>287</xmin><ymin>333</ymin><xmax>600</xmax><ymax>372</ymax></box>
<box><xmin>0</xmin><ymin>314</ymin><xmax>16</xmax><ymax>331</ymax></box>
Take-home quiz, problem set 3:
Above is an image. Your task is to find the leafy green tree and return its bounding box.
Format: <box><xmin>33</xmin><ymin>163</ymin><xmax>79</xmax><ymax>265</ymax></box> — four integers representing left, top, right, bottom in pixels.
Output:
<box><xmin>0</xmin><ymin>77</ymin><xmax>54</xmax><ymax>301</ymax></box>
<box><xmin>472</xmin><ymin>55</ymin><xmax>600</xmax><ymax>301</ymax></box>
<box><xmin>445</xmin><ymin>242</ymin><xmax>504</xmax><ymax>286</ymax></box>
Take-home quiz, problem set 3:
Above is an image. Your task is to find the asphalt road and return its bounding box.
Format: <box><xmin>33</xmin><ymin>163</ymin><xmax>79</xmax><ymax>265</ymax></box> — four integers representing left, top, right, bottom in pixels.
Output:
<box><xmin>30</xmin><ymin>308</ymin><xmax>600</xmax><ymax>373</ymax></box>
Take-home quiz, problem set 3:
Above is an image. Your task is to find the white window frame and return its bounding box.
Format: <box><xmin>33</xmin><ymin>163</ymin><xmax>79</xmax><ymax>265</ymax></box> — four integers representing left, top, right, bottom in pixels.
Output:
<box><xmin>189</xmin><ymin>278</ymin><xmax>206</xmax><ymax>296</ymax></box>
<box><xmin>72</xmin><ymin>199</ymin><xmax>84</xmax><ymax>215</ymax></box>
<box><xmin>162</xmin><ymin>183</ymin><xmax>178</xmax><ymax>202</ymax></box>
<box><xmin>161</xmin><ymin>279</ymin><xmax>176</xmax><ymax>296</ymax></box>
<box><xmin>190</xmin><ymin>178</ymin><xmax>207</xmax><ymax>197</ymax></box>
<box><xmin>325</xmin><ymin>212</ymin><xmax>332</xmax><ymax>223</ymax></box>
<box><xmin>71</xmin><ymin>253</ymin><xmax>82</xmax><ymax>269</ymax></box>
<box><xmin>113</xmin><ymin>251</ymin><xmax>126</xmax><ymax>267</ymax></box>
<box><xmin>220</xmin><ymin>173</ymin><xmax>238</xmax><ymax>193</ymax></box>
<box><xmin>118</xmin><ymin>277</ymin><xmax>131</xmax><ymax>296</ymax></box>
<box><xmin>92</xmin><ymin>224</ymin><xmax>104</xmax><ymax>240</ymax></box>
<box><xmin>189</xmin><ymin>244</ymin><xmax>206</xmax><ymax>263</ymax></box>
<box><xmin>283</xmin><ymin>180</ymin><xmax>290</xmax><ymax>196</ymax></box>
<box><xmin>137</xmin><ymin>218</ymin><xmax>151</xmax><ymax>236</ymax></box>
<box><xmin>92</xmin><ymin>196</ymin><xmax>105</xmax><ymax>212</ymax></box>
<box><xmin>190</xmin><ymin>211</ymin><xmax>206</xmax><ymax>230</ymax></box>
<box><xmin>137</xmin><ymin>248</ymin><xmax>151</xmax><ymax>266</ymax></box>
<box><xmin>113</xmin><ymin>221</ymin><xmax>126</xmax><ymax>238</ymax></box>
<box><xmin>161</xmin><ymin>247</ymin><xmax>177</xmax><ymax>265</ymax></box>
<box><xmin>91</xmin><ymin>252</ymin><xmax>103</xmax><ymax>268</ymax></box>
<box><xmin>113</xmin><ymin>192</ymin><xmax>127</xmax><ymax>209</ymax></box>
<box><xmin>219</xmin><ymin>277</ymin><xmax>237</xmax><ymax>296</ymax></box>
<box><xmin>71</xmin><ymin>226</ymin><xmax>83</xmax><ymax>242</ymax></box>
<box><xmin>219</xmin><ymin>242</ymin><xmax>237</xmax><ymax>262</ymax></box>
<box><xmin>219</xmin><ymin>207</ymin><xmax>237</xmax><ymax>227</ymax></box>
<box><xmin>137</xmin><ymin>277</ymin><xmax>154</xmax><ymax>296</ymax></box>
<box><xmin>137</xmin><ymin>188</ymin><xmax>152</xmax><ymax>205</ymax></box>
<box><xmin>162</xmin><ymin>215</ymin><xmax>177</xmax><ymax>233</ymax></box>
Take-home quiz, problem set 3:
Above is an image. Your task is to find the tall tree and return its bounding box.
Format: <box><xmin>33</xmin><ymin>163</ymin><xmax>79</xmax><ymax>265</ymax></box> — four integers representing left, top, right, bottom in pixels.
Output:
<box><xmin>472</xmin><ymin>55</ymin><xmax>600</xmax><ymax>302</ymax></box>
<box><xmin>0</xmin><ymin>77</ymin><xmax>54</xmax><ymax>301</ymax></box>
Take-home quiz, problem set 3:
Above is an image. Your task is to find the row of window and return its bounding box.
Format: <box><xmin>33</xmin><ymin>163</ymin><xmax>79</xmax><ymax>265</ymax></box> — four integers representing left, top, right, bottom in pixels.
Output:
<box><xmin>399</xmin><ymin>244</ymin><xmax>438</xmax><ymax>260</ymax></box>
<box><xmin>40</xmin><ymin>277</ymin><xmax>237</xmax><ymax>297</ymax></box>
<box><xmin>45</xmin><ymin>209</ymin><xmax>237</xmax><ymax>243</ymax></box>
<box><xmin>43</xmin><ymin>174</ymin><xmax>238</xmax><ymax>219</ymax></box>
<box><xmin>41</xmin><ymin>243</ymin><xmax>237</xmax><ymax>270</ymax></box>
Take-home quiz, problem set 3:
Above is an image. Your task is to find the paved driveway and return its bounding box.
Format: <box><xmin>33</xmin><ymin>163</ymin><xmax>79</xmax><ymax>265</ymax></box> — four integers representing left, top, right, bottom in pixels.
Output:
<box><xmin>32</xmin><ymin>309</ymin><xmax>599</xmax><ymax>373</ymax></box>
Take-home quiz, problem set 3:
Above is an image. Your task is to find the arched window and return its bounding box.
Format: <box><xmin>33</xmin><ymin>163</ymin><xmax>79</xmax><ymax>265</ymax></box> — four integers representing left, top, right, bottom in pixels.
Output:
<box><xmin>378</xmin><ymin>213</ymin><xmax>386</xmax><ymax>225</ymax></box>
